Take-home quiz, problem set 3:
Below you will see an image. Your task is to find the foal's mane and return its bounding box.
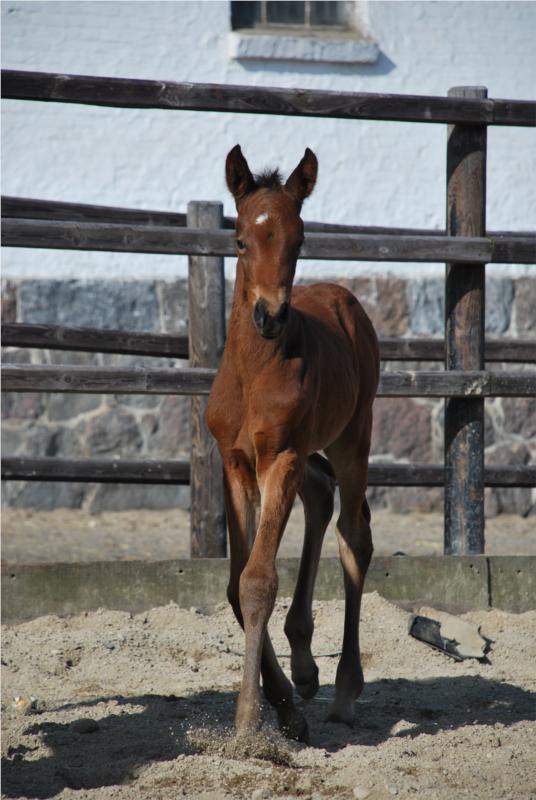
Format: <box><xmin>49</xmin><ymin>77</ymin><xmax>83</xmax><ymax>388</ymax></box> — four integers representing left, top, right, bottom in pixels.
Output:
<box><xmin>253</xmin><ymin>169</ymin><xmax>283</xmax><ymax>191</ymax></box>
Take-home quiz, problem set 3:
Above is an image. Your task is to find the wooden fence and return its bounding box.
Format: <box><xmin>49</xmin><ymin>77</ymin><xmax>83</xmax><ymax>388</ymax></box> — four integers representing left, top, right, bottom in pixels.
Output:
<box><xmin>2</xmin><ymin>70</ymin><xmax>536</xmax><ymax>558</ymax></box>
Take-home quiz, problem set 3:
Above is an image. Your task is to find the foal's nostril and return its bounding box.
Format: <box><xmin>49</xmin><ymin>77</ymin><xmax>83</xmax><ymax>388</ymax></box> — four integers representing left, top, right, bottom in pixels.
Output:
<box><xmin>253</xmin><ymin>299</ymin><xmax>268</xmax><ymax>330</ymax></box>
<box><xmin>254</xmin><ymin>298</ymin><xmax>289</xmax><ymax>337</ymax></box>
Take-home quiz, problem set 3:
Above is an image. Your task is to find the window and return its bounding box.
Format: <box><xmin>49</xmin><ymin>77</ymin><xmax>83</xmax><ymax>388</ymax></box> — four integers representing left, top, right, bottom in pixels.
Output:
<box><xmin>229</xmin><ymin>1</ymin><xmax>378</xmax><ymax>65</ymax></box>
<box><xmin>231</xmin><ymin>1</ymin><xmax>351</xmax><ymax>31</ymax></box>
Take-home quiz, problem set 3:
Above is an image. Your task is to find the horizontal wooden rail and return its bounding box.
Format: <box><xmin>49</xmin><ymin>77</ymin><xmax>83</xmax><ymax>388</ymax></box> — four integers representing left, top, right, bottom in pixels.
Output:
<box><xmin>379</xmin><ymin>337</ymin><xmax>536</xmax><ymax>364</ymax></box>
<box><xmin>368</xmin><ymin>463</ymin><xmax>536</xmax><ymax>488</ymax></box>
<box><xmin>2</xmin><ymin>365</ymin><xmax>535</xmax><ymax>397</ymax></box>
<box><xmin>3</xmin><ymin>218</ymin><xmax>535</xmax><ymax>263</ymax></box>
<box><xmin>378</xmin><ymin>371</ymin><xmax>536</xmax><ymax>397</ymax></box>
<box><xmin>3</xmin><ymin>323</ymin><xmax>535</xmax><ymax>364</ymax></box>
<box><xmin>1</xmin><ymin>323</ymin><xmax>189</xmax><ymax>359</ymax></box>
<box><xmin>1</xmin><ymin>457</ymin><xmax>190</xmax><ymax>484</ymax></box>
<box><xmin>1</xmin><ymin>365</ymin><xmax>215</xmax><ymax>395</ymax></box>
<box><xmin>2</xmin><ymin>457</ymin><xmax>534</xmax><ymax>488</ymax></box>
<box><xmin>4</xmin><ymin>196</ymin><xmax>534</xmax><ymax>241</ymax></box>
<box><xmin>3</xmin><ymin>70</ymin><xmax>535</xmax><ymax>126</ymax></box>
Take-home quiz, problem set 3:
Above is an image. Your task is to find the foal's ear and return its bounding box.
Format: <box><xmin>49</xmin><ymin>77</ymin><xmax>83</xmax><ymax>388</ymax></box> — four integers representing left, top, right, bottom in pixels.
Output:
<box><xmin>285</xmin><ymin>148</ymin><xmax>318</xmax><ymax>209</ymax></box>
<box><xmin>226</xmin><ymin>145</ymin><xmax>256</xmax><ymax>207</ymax></box>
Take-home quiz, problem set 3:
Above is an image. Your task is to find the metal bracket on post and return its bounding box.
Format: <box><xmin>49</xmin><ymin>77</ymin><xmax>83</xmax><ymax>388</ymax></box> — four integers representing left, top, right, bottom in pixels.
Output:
<box><xmin>187</xmin><ymin>201</ymin><xmax>226</xmax><ymax>558</ymax></box>
<box><xmin>444</xmin><ymin>86</ymin><xmax>487</xmax><ymax>555</ymax></box>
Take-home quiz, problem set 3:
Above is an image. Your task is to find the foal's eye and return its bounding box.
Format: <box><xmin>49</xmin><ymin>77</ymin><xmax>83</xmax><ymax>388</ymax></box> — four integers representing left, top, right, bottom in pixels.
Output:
<box><xmin>236</xmin><ymin>239</ymin><xmax>246</xmax><ymax>252</ymax></box>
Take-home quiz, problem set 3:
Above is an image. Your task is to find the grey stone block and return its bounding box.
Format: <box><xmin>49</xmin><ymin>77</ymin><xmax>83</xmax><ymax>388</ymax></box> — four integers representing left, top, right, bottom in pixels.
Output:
<box><xmin>89</xmin><ymin>483</ymin><xmax>189</xmax><ymax>513</ymax></box>
<box><xmin>407</xmin><ymin>278</ymin><xmax>444</xmax><ymax>336</ymax></box>
<box><xmin>145</xmin><ymin>396</ymin><xmax>191</xmax><ymax>457</ymax></box>
<box><xmin>5</xmin><ymin>425</ymin><xmax>57</xmax><ymax>457</ymax></box>
<box><xmin>85</xmin><ymin>407</ymin><xmax>143</xmax><ymax>456</ymax></box>
<box><xmin>1</xmin><ymin>426</ymin><xmax>26</xmax><ymax>456</ymax></box>
<box><xmin>159</xmin><ymin>280</ymin><xmax>189</xmax><ymax>334</ymax></box>
<box><xmin>2</xmin><ymin>392</ymin><xmax>45</xmax><ymax>421</ymax></box>
<box><xmin>2</xmin><ymin>423</ymin><xmax>85</xmax><ymax>459</ymax></box>
<box><xmin>388</xmin><ymin>487</ymin><xmax>443</xmax><ymax>513</ymax></box>
<box><xmin>113</xmin><ymin>394</ymin><xmax>161</xmax><ymax>410</ymax></box>
<box><xmin>486</xmin><ymin>441</ymin><xmax>533</xmax><ymax>516</ymax></box>
<box><xmin>513</xmin><ymin>277</ymin><xmax>536</xmax><ymax>335</ymax></box>
<box><xmin>19</xmin><ymin>280</ymin><xmax>161</xmax><ymax>331</ymax></box>
<box><xmin>486</xmin><ymin>277</ymin><xmax>513</xmax><ymax>334</ymax></box>
<box><xmin>47</xmin><ymin>393</ymin><xmax>103</xmax><ymax>422</ymax></box>
<box><xmin>2</xmin><ymin>480</ymin><xmax>86</xmax><ymax>510</ymax></box>
<box><xmin>43</xmin><ymin>426</ymin><xmax>86</xmax><ymax>458</ymax></box>
<box><xmin>371</xmin><ymin>398</ymin><xmax>432</xmax><ymax>461</ymax></box>
<box><xmin>502</xmin><ymin>397</ymin><xmax>536</xmax><ymax>440</ymax></box>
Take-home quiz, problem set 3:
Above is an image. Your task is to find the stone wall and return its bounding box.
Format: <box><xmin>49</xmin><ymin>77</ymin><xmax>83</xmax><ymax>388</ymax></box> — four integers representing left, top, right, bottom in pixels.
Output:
<box><xmin>2</xmin><ymin>274</ymin><xmax>535</xmax><ymax>516</ymax></box>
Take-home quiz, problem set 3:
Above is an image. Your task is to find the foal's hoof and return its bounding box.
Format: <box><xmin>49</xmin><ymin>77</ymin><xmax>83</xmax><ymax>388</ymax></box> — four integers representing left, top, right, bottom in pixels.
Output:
<box><xmin>291</xmin><ymin>660</ymin><xmax>319</xmax><ymax>700</ymax></box>
<box><xmin>325</xmin><ymin>699</ymin><xmax>355</xmax><ymax>728</ymax></box>
<box><xmin>294</xmin><ymin>673</ymin><xmax>320</xmax><ymax>700</ymax></box>
<box><xmin>277</xmin><ymin>707</ymin><xmax>309</xmax><ymax>744</ymax></box>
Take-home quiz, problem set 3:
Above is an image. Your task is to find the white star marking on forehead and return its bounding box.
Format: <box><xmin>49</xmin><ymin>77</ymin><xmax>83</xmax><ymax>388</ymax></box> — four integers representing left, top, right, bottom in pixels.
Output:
<box><xmin>255</xmin><ymin>212</ymin><xmax>269</xmax><ymax>225</ymax></box>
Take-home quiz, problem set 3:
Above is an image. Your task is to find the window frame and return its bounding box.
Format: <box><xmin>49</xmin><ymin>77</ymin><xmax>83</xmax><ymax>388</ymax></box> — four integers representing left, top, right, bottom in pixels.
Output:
<box><xmin>229</xmin><ymin>0</ymin><xmax>379</xmax><ymax>66</ymax></box>
<box><xmin>231</xmin><ymin>1</ymin><xmax>353</xmax><ymax>35</ymax></box>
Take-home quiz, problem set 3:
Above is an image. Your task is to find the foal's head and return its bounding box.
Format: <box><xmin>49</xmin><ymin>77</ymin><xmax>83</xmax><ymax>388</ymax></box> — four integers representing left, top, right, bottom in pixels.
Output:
<box><xmin>226</xmin><ymin>145</ymin><xmax>317</xmax><ymax>339</ymax></box>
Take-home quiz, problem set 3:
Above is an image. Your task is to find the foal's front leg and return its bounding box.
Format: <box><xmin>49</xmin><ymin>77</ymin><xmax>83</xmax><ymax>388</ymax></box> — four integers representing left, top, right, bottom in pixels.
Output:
<box><xmin>237</xmin><ymin>448</ymin><xmax>306</xmax><ymax>739</ymax></box>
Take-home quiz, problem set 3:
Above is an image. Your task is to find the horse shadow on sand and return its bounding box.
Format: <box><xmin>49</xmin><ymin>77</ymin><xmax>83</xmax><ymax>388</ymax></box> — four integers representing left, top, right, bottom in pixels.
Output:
<box><xmin>2</xmin><ymin>675</ymin><xmax>535</xmax><ymax>798</ymax></box>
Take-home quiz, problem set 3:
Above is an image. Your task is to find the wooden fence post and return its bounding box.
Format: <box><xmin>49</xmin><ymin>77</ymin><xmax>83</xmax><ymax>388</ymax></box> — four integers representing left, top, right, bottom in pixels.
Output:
<box><xmin>444</xmin><ymin>86</ymin><xmax>487</xmax><ymax>555</ymax></box>
<box><xmin>187</xmin><ymin>201</ymin><xmax>226</xmax><ymax>557</ymax></box>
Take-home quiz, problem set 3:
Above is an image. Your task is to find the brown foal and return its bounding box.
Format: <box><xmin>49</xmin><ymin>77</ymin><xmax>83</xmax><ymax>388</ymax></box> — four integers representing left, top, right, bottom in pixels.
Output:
<box><xmin>207</xmin><ymin>145</ymin><xmax>380</xmax><ymax>742</ymax></box>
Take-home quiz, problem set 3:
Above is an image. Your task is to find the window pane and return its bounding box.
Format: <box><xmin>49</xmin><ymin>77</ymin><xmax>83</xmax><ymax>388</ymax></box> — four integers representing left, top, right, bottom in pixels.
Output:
<box><xmin>266</xmin><ymin>1</ymin><xmax>305</xmax><ymax>25</ymax></box>
<box><xmin>231</xmin><ymin>1</ymin><xmax>261</xmax><ymax>29</ymax></box>
<box><xmin>310</xmin><ymin>1</ymin><xmax>345</xmax><ymax>26</ymax></box>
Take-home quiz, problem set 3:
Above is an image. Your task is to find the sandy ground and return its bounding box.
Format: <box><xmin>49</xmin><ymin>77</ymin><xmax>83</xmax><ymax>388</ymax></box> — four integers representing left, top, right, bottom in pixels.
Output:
<box><xmin>2</xmin><ymin>507</ymin><xmax>535</xmax><ymax>563</ymax></box>
<box><xmin>2</xmin><ymin>591</ymin><xmax>536</xmax><ymax>800</ymax></box>
<box><xmin>2</xmin><ymin>510</ymin><xmax>535</xmax><ymax>798</ymax></box>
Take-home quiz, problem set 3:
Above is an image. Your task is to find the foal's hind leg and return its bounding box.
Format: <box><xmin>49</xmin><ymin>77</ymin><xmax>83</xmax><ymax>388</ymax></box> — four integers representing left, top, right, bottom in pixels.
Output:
<box><xmin>325</xmin><ymin>438</ymin><xmax>373</xmax><ymax>726</ymax></box>
<box><xmin>284</xmin><ymin>454</ymin><xmax>335</xmax><ymax>699</ymax></box>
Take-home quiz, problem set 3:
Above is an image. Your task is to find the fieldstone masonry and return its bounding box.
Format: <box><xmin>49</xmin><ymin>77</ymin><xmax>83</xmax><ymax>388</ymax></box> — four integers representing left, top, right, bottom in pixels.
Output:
<box><xmin>2</xmin><ymin>275</ymin><xmax>535</xmax><ymax>516</ymax></box>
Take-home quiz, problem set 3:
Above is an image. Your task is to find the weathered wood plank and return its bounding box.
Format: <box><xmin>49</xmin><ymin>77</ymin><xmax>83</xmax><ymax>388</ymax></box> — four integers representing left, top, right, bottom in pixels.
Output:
<box><xmin>3</xmin><ymin>70</ymin><xmax>535</xmax><ymax>126</ymax></box>
<box><xmin>1</xmin><ymin>322</ymin><xmax>189</xmax><ymax>359</ymax></box>
<box><xmin>3</xmin><ymin>458</ymin><xmax>534</xmax><ymax>488</ymax></box>
<box><xmin>379</xmin><ymin>337</ymin><xmax>536</xmax><ymax>363</ymax></box>
<box><xmin>368</xmin><ymin>463</ymin><xmax>536</xmax><ymax>487</ymax></box>
<box><xmin>379</xmin><ymin>370</ymin><xmax>536</xmax><ymax>397</ymax></box>
<box><xmin>3</xmin><ymin>218</ymin><xmax>535</xmax><ymax>263</ymax></box>
<box><xmin>3</xmin><ymin>324</ymin><xmax>534</xmax><ymax>364</ymax></box>
<box><xmin>5</xmin><ymin>196</ymin><xmax>533</xmax><ymax>241</ymax></box>
<box><xmin>2</xmin><ymin>366</ymin><xmax>535</xmax><ymax>397</ymax></box>
<box><xmin>1</xmin><ymin>457</ymin><xmax>190</xmax><ymax>484</ymax></box>
<box><xmin>187</xmin><ymin>201</ymin><xmax>226</xmax><ymax>558</ymax></box>
<box><xmin>0</xmin><ymin>365</ymin><xmax>215</xmax><ymax>394</ymax></box>
<box><xmin>444</xmin><ymin>86</ymin><xmax>487</xmax><ymax>556</ymax></box>
<box><xmin>1</xmin><ymin>195</ymin><xmax>190</xmax><ymax>227</ymax></box>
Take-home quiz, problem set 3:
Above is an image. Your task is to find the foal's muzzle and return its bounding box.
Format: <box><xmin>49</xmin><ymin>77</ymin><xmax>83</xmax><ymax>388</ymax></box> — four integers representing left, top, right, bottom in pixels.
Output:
<box><xmin>253</xmin><ymin>299</ymin><xmax>289</xmax><ymax>339</ymax></box>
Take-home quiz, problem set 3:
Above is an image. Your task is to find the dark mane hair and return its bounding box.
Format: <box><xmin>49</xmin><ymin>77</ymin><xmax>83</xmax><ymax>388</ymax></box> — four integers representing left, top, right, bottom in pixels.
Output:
<box><xmin>254</xmin><ymin>169</ymin><xmax>283</xmax><ymax>190</ymax></box>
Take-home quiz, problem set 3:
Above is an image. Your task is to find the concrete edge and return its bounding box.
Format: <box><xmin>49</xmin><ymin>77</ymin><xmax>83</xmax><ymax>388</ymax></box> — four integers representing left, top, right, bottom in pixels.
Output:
<box><xmin>2</xmin><ymin>556</ymin><xmax>535</xmax><ymax>624</ymax></box>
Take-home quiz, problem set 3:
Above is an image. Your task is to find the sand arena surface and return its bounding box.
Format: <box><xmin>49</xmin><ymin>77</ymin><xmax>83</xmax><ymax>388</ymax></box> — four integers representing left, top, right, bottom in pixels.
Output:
<box><xmin>2</xmin><ymin>591</ymin><xmax>535</xmax><ymax>800</ymax></box>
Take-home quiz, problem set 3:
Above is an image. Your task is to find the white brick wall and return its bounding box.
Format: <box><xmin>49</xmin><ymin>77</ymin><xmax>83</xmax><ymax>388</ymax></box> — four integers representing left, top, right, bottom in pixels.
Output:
<box><xmin>2</xmin><ymin>0</ymin><xmax>535</xmax><ymax>280</ymax></box>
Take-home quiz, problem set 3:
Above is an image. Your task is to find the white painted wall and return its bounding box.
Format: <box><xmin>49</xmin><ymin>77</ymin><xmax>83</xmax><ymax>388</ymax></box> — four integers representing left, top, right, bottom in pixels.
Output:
<box><xmin>2</xmin><ymin>0</ymin><xmax>535</xmax><ymax>280</ymax></box>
